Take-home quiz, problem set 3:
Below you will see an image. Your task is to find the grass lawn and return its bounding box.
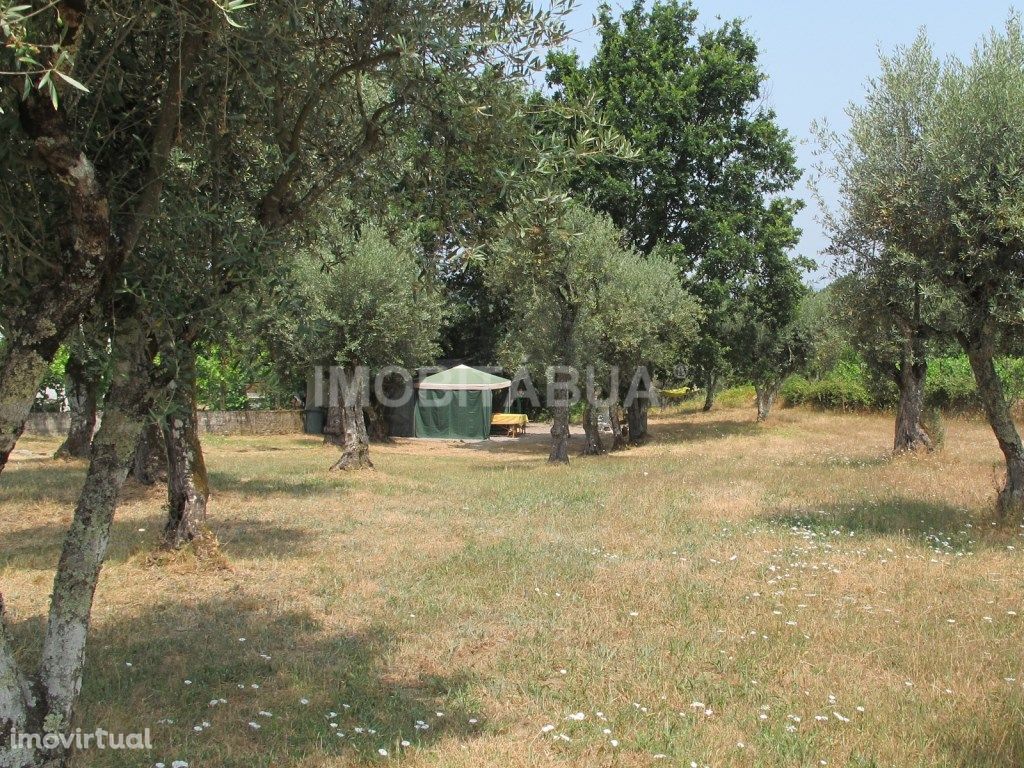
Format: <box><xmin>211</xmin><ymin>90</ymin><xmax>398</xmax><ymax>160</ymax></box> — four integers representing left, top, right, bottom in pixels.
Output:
<box><xmin>2</xmin><ymin>405</ymin><xmax>1023</xmax><ymax>767</ymax></box>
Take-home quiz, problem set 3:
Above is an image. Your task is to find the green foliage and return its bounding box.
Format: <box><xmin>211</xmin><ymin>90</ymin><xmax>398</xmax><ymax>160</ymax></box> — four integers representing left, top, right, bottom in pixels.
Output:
<box><xmin>782</xmin><ymin>355</ymin><xmax>1024</xmax><ymax>413</ymax></box>
<box><xmin>547</xmin><ymin>0</ymin><xmax>804</xmax><ymax>385</ymax></box>
<box><xmin>268</xmin><ymin>223</ymin><xmax>447</xmax><ymax>379</ymax></box>
<box><xmin>780</xmin><ymin>361</ymin><xmax>874</xmax><ymax>411</ymax></box>
<box><xmin>489</xmin><ymin>202</ymin><xmax>700</xmax><ymax>393</ymax></box>
<box><xmin>716</xmin><ymin>385</ymin><xmax>755</xmax><ymax>409</ymax></box>
<box><xmin>33</xmin><ymin>345</ymin><xmax>69</xmax><ymax>410</ymax></box>
<box><xmin>194</xmin><ymin>343</ymin><xmax>293</xmax><ymax>411</ymax></box>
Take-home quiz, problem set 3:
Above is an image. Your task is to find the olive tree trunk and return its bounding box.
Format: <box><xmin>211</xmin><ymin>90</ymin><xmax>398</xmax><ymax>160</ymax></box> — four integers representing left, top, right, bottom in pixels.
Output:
<box><xmin>702</xmin><ymin>371</ymin><xmax>718</xmax><ymax>412</ymax></box>
<box><xmin>129</xmin><ymin>420</ymin><xmax>167</xmax><ymax>485</ymax></box>
<box><xmin>754</xmin><ymin>381</ymin><xmax>780</xmax><ymax>423</ymax></box>
<box><xmin>0</xmin><ymin>13</ymin><xmax>199</xmax><ymax>481</ymax></box>
<box><xmin>330</xmin><ymin>367</ymin><xmax>372</xmax><ymax>471</ymax></box>
<box><xmin>893</xmin><ymin>342</ymin><xmax>931</xmax><ymax>453</ymax></box>
<box><xmin>0</xmin><ymin>343</ymin><xmax>56</xmax><ymax>474</ymax></box>
<box><xmin>581</xmin><ymin>404</ymin><xmax>604</xmax><ymax>456</ymax></box>
<box><xmin>608</xmin><ymin>404</ymin><xmax>628</xmax><ymax>450</ymax></box>
<box><xmin>0</xmin><ymin>318</ymin><xmax>153</xmax><ymax>768</ymax></box>
<box><xmin>162</xmin><ymin>396</ymin><xmax>210</xmax><ymax>549</ymax></box>
<box><xmin>54</xmin><ymin>354</ymin><xmax>100</xmax><ymax>460</ymax></box>
<box><xmin>323</xmin><ymin>404</ymin><xmax>344</xmax><ymax>447</ymax></box>
<box><xmin>627</xmin><ymin>398</ymin><xmax>649</xmax><ymax>443</ymax></box>
<box><xmin>548</xmin><ymin>405</ymin><xmax>571</xmax><ymax>463</ymax></box>
<box><xmin>963</xmin><ymin>335</ymin><xmax>1024</xmax><ymax>517</ymax></box>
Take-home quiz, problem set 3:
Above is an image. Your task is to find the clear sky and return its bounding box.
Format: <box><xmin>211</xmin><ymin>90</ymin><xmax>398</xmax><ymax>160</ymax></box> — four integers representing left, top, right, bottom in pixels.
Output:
<box><xmin>559</xmin><ymin>0</ymin><xmax>1019</xmax><ymax>285</ymax></box>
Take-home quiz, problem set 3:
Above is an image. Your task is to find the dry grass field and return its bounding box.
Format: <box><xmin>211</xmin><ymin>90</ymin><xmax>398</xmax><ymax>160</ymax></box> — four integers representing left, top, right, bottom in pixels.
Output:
<box><xmin>2</xmin><ymin>404</ymin><xmax>1023</xmax><ymax>768</ymax></box>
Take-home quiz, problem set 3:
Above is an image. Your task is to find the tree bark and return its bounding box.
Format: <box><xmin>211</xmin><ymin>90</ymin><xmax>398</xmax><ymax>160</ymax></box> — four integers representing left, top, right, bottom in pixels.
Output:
<box><xmin>54</xmin><ymin>354</ymin><xmax>99</xmax><ymax>460</ymax></box>
<box><xmin>702</xmin><ymin>371</ymin><xmax>718</xmax><ymax>412</ymax></box>
<box><xmin>548</xmin><ymin>367</ymin><xmax>572</xmax><ymax>464</ymax></box>
<box><xmin>581</xmin><ymin>404</ymin><xmax>604</xmax><ymax>456</ymax></box>
<box><xmin>0</xmin><ymin>343</ymin><xmax>55</xmax><ymax>474</ymax></box>
<box><xmin>608</xmin><ymin>404</ymin><xmax>628</xmax><ymax>450</ymax></box>
<box><xmin>162</xmin><ymin>394</ymin><xmax>210</xmax><ymax>549</ymax></box>
<box><xmin>963</xmin><ymin>335</ymin><xmax>1024</xmax><ymax>518</ymax></box>
<box><xmin>548</xmin><ymin>405</ymin><xmax>571</xmax><ymax>463</ymax></box>
<box><xmin>330</xmin><ymin>367</ymin><xmax>372</xmax><ymax>470</ymax></box>
<box><xmin>366</xmin><ymin>401</ymin><xmax>390</xmax><ymax>443</ymax></box>
<box><xmin>627</xmin><ymin>398</ymin><xmax>649</xmax><ymax>443</ymax></box>
<box><xmin>893</xmin><ymin>340</ymin><xmax>931</xmax><ymax>453</ymax></box>
<box><xmin>0</xmin><ymin>318</ymin><xmax>154</xmax><ymax>768</ymax></box>
<box><xmin>755</xmin><ymin>381</ymin><xmax>780</xmax><ymax>423</ymax></box>
<box><xmin>0</xmin><ymin>17</ymin><xmax>202</xmax><ymax>479</ymax></box>
<box><xmin>129</xmin><ymin>421</ymin><xmax>167</xmax><ymax>485</ymax></box>
<box><xmin>323</xmin><ymin>405</ymin><xmax>344</xmax><ymax>446</ymax></box>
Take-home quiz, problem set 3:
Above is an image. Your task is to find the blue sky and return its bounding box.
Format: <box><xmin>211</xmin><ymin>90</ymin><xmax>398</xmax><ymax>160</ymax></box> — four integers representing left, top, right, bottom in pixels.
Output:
<box><xmin>559</xmin><ymin>1</ymin><xmax>1019</xmax><ymax>284</ymax></box>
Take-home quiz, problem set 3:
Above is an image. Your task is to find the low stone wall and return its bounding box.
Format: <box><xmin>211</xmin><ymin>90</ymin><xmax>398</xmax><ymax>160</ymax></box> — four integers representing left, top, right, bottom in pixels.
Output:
<box><xmin>196</xmin><ymin>410</ymin><xmax>303</xmax><ymax>435</ymax></box>
<box><xmin>23</xmin><ymin>410</ymin><xmax>303</xmax><ymax>438</ymax></box>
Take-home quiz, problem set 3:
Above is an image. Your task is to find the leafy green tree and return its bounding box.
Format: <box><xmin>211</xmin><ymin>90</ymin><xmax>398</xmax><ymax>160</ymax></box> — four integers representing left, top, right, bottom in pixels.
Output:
<box><xmin>592</xmin><ymin>249</ymin><xmax>702</xmax><ymax>443</ymax></box>
<box><xmin>547</xmin><ymin>0</ymin><xmax>803</xmax><ymax>407</ymax></box>
<box><xmin>489</xmin><ymin>202</ymin><xmax>609</xmax><ymax>462</ymax></box>
<box><xmin>817</xmin><ymin>33</ymin><xmax>953</xmax><ymax>452</ymax></box>
<box><xmin>269</xmin><ymin>223</ymin><xmax>448</xmax><ymax>470</ymax></box>
<box><xmin>822</xmin><ymin>18</ymin><xmax>1024</xmax><ymax>510</ymax></box>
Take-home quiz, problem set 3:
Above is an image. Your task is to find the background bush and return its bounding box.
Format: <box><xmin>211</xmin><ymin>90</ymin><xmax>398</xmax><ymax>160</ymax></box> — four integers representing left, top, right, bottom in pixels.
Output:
<box><xmin>779</xmin><ymin>354</ymin><xmax>1024</xmax><ymax>412</ymax></box>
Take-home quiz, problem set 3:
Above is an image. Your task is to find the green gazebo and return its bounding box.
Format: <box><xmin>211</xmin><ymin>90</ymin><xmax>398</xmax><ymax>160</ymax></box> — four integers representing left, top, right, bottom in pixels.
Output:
<box><xmin>414</xmin><ymin>365</ymin><xmax>511</xmax><ymax>440</ymax></box>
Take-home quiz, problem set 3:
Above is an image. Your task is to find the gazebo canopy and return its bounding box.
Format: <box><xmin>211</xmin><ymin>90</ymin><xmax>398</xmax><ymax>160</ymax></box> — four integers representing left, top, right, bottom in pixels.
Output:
<box><xmin>416</xmin><ymin>364</ymin><xmax>510</xmax><ymax>391</ymax></box>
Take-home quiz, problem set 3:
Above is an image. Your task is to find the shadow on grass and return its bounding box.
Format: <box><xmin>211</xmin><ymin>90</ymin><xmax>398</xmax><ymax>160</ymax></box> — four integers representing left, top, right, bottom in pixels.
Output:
<box><xmin>206</xmin><ymin>470</ymin><xmax>351</xmax><ymax>499</ymax></box>
<box><xmin>937</xmin><ymin>694</ymin><xmax>1024</xmax><ymax>767</ymax></box>
<box><xmin>0</xmin><ymin>517</ymin><xmax>319</xmax><ymax>571</ymax></box>
<box><xmin>644</xmin><ymin>416</ymin><xmax>761</xmax><ymax>445</ymax></box>
<box><xmin>0</xmin><ymin>458</ymin><xmax>88</xmax><ymax>505</ymax></box>
<box><xmin>7</xmin><ymin>598</ymin><xmax>478</xmax><ymax>768</ymax></box>
<box><xmin>760</xmin><ymin>498</ymin><xmax>977</xmax><ymax>549</ymax></box>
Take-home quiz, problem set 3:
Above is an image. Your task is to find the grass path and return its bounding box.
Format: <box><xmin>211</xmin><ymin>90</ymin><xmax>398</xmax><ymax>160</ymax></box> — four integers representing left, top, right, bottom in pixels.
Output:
<box><xmin>2</xmin><ymin>405</ymin><xmax>1022</xmax><ymax>767</ymax></box>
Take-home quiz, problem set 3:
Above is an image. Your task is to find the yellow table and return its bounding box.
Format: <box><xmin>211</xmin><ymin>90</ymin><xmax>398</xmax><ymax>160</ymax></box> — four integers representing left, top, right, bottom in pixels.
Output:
<box><xmin>491</xmin><ymin>413</ymin><xmax>528</xmax><ymax>437</ymax></box>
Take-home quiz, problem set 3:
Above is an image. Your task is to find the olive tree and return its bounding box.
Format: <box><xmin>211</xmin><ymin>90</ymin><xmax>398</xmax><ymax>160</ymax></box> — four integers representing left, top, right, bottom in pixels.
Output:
<box><xmin>817</xmin><ymin>34</ymin><xmax>951</xmax><ymax>452</ymax></box>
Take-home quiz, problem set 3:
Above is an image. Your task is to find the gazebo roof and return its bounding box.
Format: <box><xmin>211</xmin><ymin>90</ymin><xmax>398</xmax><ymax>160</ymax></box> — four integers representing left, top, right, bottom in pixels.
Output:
<box><xmin>416</xmin><ymin>365</ymin><xmax>511</xmax><ymax>391</ymax></box>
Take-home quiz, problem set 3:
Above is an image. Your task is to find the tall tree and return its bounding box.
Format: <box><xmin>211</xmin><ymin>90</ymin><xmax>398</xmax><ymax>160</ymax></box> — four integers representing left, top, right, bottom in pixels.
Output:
<box><xmin>266</xmin><ymin>223</ymin><xmax>447</xmax><ymax>470</ymax></box>
<box><xmin>921</xmin><ymin>17</ymin><xmax>1024</xmax><ymax>515</ymax></box>
<box><xmin>547</xmin><ymin>0</ymin><xmax>803</xmax><ymax>403</ymax></box>
<box><xmin>817</xmin><ymin>33</ymin><xmax>951</xmax><ymax>453</ymax></box>
<box><xmin>822</xmin><ymin>18</ymin><xmax>1024</xmax><ymax>506</ymax></box>
<box><xmin>0</xmin><ymin>1</ymin><xmax>215</xmax><ymax>475</ymax></box>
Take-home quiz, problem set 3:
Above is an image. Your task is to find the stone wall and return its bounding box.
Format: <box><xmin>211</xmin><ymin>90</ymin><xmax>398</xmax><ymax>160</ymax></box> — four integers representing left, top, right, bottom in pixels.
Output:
<box><xmin>23</xmin><ymin>410</ymin><xmax>304</xmax><ymax>438</ymax></box>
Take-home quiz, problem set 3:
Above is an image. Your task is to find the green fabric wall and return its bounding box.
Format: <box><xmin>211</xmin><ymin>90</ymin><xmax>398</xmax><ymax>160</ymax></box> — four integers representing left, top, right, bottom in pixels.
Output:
<box><xmin>414</xmin><ymin>389</ymin><xmax>493</xmax><ymax>439</ymax></box>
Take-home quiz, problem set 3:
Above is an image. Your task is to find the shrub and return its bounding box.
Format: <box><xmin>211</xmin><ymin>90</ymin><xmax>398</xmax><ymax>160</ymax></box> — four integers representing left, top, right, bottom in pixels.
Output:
<box><xmin>780</xmin><ymin>361</ymin><xmax>873</xmax><ymax>411</ymax></box>
<box><xmin>717</xmin><ymin>384</ymin><xmax>755</xmax><ymax>408</ymax></box>
<box><xmin>925</xmin><ymin>356</ymin><xmax>979</xmax><ymax>410</ymax></box>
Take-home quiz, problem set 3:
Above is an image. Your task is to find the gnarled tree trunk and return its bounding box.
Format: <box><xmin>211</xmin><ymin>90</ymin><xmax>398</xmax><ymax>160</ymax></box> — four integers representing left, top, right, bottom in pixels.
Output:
<box><xmin>702</xmin><ymin>371</ymin><xmax>718</xmax><ymax>412</ymax></box>
<box><xmin>0</xmin><ymin>318</ymin><xmax>153</xmax><ymax>768</ymax></box>
<box><xmin>54</xmin><ymin>353</ymin><xmax>100</xmax><ymax>460</ymax></box>
<box><xmin>893</xmin><ymin>340</ymin><xmax>931</xmax><ymax>453</ymax></box>
<box><xmin>163</xmin><ymin>393</ymin><xmax>210</xmax><ymax>549</ymax></box>
<box><xmin>627</xmin><ymin>398</ymin><xmax>649</xmax><ymax>444</ymax></box>
<box><xmin>323</xmin><ymin>404</ymin><xmax>343</xmax><ymax>447</ymax></box>
<box><xmin>0</xmin><ymin>342</ymin><xmax>56</xmax><ymax>474</ymax></box>
<box><xmin>963</xmin><ymin>335</ymin><xmax>1024</xmax><ymax>518</ymax></box>
<box><xmin>581</xmin><ymin>404</ymin><xmax>604</xmax><ymax>456</ymax></box>
<box><xmin>549</xmin><ymin>405</ymin><xmax>571</xmax><ymax>463</ymax></box>
<box><xmin>608</xmin><ymin>404</ymin><xmax>627</xmax><ymax>450</ymax></box>
<box><xmin>754</xmin><ymin>381</ymin><xmax>780</xmax><ymax>423</ymax></box>
<box><xmin>548</xmin><ymin>368</ymin><xmax>572</xmax><ymax>464</ymax></box>
<box><xmin>130</xmin><ymin>420</ymin><xmax>167</xmax><ymax>485</ymax></box>
<box><xmin>330</xmin><ymin>367</ymin><xmax>372</xmax><ymax>470</ymax></box>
